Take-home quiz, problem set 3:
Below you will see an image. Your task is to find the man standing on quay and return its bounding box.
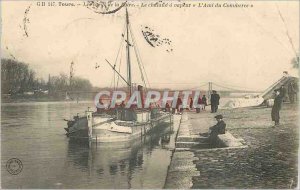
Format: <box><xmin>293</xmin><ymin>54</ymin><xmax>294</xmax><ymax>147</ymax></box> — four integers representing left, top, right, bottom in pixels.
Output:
<box><xmin>272</xmin><ymin>89</ymin><xmax>283</xmax><ymax>126</ymax></box>
<box><xmin>210</xmin><ymin>90</ymin><xmax>220</xmax><ymax>113</ymax></box>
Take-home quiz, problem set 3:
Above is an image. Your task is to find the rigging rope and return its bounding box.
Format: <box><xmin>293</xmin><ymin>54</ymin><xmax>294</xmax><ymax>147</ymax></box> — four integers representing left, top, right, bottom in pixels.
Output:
<box><xmin>236</xmin><ymin>0</ymin><xmax>294</xmax><ymax>56</ymax></box>
<box><xmin>276</xmin><ymin>4</ymin><xmax>298</xmax><ymax>59</ymax></box>
<box><xmin>111</xmin><ymin>20</ymin><xmax>127</xmax><ymax>89</ymax></box>
<box><xmin>116</xmin><ymin>42</ymin><xmax>125</xmax><ymax>89</ymax></box>
<box><xmin>128</xmin><ymin>23</ymin><xmax>151</xmax><ymax>91</ymax></box>
<box><xmin>128</xmin><ymin>23</ymin><xmax>148</xmax><ymax>90</ymax></box>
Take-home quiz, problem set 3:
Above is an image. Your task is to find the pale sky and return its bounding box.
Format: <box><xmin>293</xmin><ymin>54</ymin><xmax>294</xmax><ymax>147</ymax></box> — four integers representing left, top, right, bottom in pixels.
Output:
<box><xmin>1</xmin><ymin>1</ymin><xmax>299</xmax><ymax>91</ymax></box>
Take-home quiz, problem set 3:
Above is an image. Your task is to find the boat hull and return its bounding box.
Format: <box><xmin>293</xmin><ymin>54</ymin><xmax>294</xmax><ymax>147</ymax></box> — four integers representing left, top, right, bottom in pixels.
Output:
<box><xmin>67</xmin><ymin>111</ymin><xmax>172</xmax><ymax>143</ymax></box>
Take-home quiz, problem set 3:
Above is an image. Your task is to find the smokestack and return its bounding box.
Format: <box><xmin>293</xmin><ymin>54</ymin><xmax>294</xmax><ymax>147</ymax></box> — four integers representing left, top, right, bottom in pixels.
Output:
<box><xmin>138</xmin><ymin>85</ymin><xmax>144</xmax><ymax>108</ymax></box>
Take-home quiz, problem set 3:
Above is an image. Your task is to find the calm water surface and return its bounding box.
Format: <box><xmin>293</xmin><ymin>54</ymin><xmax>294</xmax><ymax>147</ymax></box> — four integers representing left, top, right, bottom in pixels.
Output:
<box><xmin>1</xmin><ymin>101</ymin><xmax>180</xmax><ymax>188</ymax></box>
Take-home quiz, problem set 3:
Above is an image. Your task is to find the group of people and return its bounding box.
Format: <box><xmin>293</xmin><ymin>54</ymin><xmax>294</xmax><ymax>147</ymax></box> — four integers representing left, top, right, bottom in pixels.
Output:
<box><xmin>169</xmin><ymin>95</ymin><xmax>209</xmax><ymax>114</ymax></box>
<box><xmin>189</xmin><ymin>95</ymin><xmax>208</xmax><ymax>113</ymax></box>
<box><xmin>205</xmin><ymin>84</ymin><xmax>294</xmax><ymax>147</ymax></box>
<box><xmin>169</xmin><ymin>91</ymin><xmax>221</xmax><ymax>114</ymax></box>
<box><xmin>205</xmin><ymin>86</ymin><xmax>287</xmax><ymax>147</ymax></box>
<box><xmin>191</xmin><ymin>90</ymin><xmax>221</xmax><ymax>114</ymax></box>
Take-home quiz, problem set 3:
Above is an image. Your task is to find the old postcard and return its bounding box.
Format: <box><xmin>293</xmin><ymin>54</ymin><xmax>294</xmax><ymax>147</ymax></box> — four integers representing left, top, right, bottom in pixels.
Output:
<box><xmin>1</xmin><ymin>0</ymin><xmax>299</xmax><ymax>189</ymax></box>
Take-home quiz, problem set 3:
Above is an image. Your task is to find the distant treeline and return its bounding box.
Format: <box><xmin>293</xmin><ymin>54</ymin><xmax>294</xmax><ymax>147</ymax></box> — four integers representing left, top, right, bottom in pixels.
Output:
<box><xmin>1</xmin><ymin>58</ymin><xmax>93</xmax><ymax>97</ymax></box>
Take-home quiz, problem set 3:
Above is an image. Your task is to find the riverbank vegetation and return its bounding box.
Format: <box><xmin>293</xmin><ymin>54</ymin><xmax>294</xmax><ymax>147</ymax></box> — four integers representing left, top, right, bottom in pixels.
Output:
<box><xmin>1</xmin><ymin>58</ymin><xmax>95</xmax><ymax>102</ymax></box>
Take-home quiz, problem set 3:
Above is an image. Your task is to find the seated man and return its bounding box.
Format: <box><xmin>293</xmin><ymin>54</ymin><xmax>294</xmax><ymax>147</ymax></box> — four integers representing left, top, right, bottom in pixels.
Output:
<box><xmin>206</xmin><ymin>114</ymin><xmax>226</xmax><ymax>147</ymax></box>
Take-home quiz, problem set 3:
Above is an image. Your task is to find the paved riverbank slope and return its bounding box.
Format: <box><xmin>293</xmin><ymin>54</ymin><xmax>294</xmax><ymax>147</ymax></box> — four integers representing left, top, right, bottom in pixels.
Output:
<box><xmin>192</xmin><ymin>103</ymin><xmax>298</xmax><ymax>189</ymax></box>
<box><xmin>165</xmin><ymin>103</ymin><xmax>298</xmax><ymax>189</ymax></box>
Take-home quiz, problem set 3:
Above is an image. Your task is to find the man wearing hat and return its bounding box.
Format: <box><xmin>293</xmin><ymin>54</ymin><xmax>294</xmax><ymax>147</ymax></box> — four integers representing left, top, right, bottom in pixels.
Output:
<box><xmin>272</xmin><ymin>89</ymin><xmax>283</xmax><ymax>126</ymax></box>
<box><xmin>210</xmin><ymin>90</ymin><xmax>220</xmax><ymax>113</ymax></box>
<box><xmin>208</xmin><ymin>114</ymin><xmax>226</xmax><ymax>147</ymax></box>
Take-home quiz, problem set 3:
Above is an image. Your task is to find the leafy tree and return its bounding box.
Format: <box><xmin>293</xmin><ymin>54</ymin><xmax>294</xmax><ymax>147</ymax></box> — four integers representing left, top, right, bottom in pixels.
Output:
<box><xmin>2</xmin><ymin>59</ymin><xmax>94</xmax><ymax>98</ymax></box>
<box><xmin>1</xmin><ymin>59</ymin><xmax>35</xmax><ymax>94</ymax></box>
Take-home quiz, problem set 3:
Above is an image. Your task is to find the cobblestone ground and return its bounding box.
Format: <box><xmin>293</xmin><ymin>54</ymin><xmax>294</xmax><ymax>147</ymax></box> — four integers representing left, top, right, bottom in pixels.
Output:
<box><xmin>191</xmin><ymin>103</ymin><xmax>298</xmax><ymax>189</ymax></box>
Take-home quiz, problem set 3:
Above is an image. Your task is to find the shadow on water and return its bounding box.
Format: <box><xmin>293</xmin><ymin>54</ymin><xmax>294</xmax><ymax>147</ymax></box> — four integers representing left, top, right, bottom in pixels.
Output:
<box><xmin>66</xmin><ymin>122</ymin><xmax>175</xmax><ymax>188</ymax></box>
<box><xmin>5</xmin><ymin>99</ymin><xmax>298</xmax><ymax>188</ymax></box>
<box><xmin>2</xmin><ymin>102</ymin><xmax>178</xmax><ymax>188</ymax></box>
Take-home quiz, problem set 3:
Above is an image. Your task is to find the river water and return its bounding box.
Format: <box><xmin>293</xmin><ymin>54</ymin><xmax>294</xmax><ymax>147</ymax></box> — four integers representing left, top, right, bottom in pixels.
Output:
<box><xmin>1</xmin><ymin>101</ymin><xmax>180</xmax><ymax>189</ymax></box>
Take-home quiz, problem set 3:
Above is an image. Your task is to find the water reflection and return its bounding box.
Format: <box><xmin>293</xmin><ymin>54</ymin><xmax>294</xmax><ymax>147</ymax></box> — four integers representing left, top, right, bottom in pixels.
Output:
<box><xmin>67</xmin><ymin>123</ymin><xmax>174</xmax><ymax>188</ymax></box>
<box><xmin>2</xmin><ymin>102</ymin><xmax>178</xmax><ymax>188</ymax></box>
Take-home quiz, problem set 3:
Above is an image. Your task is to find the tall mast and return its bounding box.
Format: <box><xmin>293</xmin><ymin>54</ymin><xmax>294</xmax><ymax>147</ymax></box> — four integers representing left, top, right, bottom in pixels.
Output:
<box><xmin>126</xmin><ymin>7</ymin><xmax>132</xmax><ymax>96</ymax></box>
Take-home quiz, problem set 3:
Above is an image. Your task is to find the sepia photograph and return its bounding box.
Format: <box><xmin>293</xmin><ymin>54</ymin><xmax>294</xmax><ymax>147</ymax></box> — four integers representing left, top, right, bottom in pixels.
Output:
<box><xmin>1</xmin><ymin>0</ymin><xmax>299</xmax><ymax>189</ymax></box>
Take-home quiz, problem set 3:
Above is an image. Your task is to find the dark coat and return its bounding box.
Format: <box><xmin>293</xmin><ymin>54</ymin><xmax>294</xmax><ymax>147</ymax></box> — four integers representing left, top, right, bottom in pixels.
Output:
<box><xmin>211</xmin><ymin>93</ymin><xmax>220</xmax><ymax>105</ymax></box>
<box><xmin>279</xmin><ymin>87</ymin><xmax>287</xmax><ymax>97</ymax></box>
<box><xmin>176</xmin><ymin>98</ymin><xmax>182</xmax><ymax>108</ymax></box>
<box><xmin>271</xmin><ymin>94</ymin><xmax>283</xmax><ymax>121</ymax></box>
<box><xmin>197</xmin><ymin>97</ymin><xmax>202</xmax><ymax>104</ymax></box>
<box><xmin>208</xmin><ymin>120</ymin><xmax>226</xmax><ymax>146</ymax></box>
<box><xmin>189</xmin><ymin>99</ymin><xmax>193</xmax><ymax>108</ymax></box>
<box><xmin>202</xmin><ymin>96</ymin><xmax>207</xmax><ymax>105</ymax></box>
<box><xmin>288</xmin><ymin>82</ymin><xmax>297</xmax><ymax>94</ymax></box>
<box><xmin>210</xmin><ymin>120</ymin><xmax>226</xmax><ymax>135</ymax></box>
